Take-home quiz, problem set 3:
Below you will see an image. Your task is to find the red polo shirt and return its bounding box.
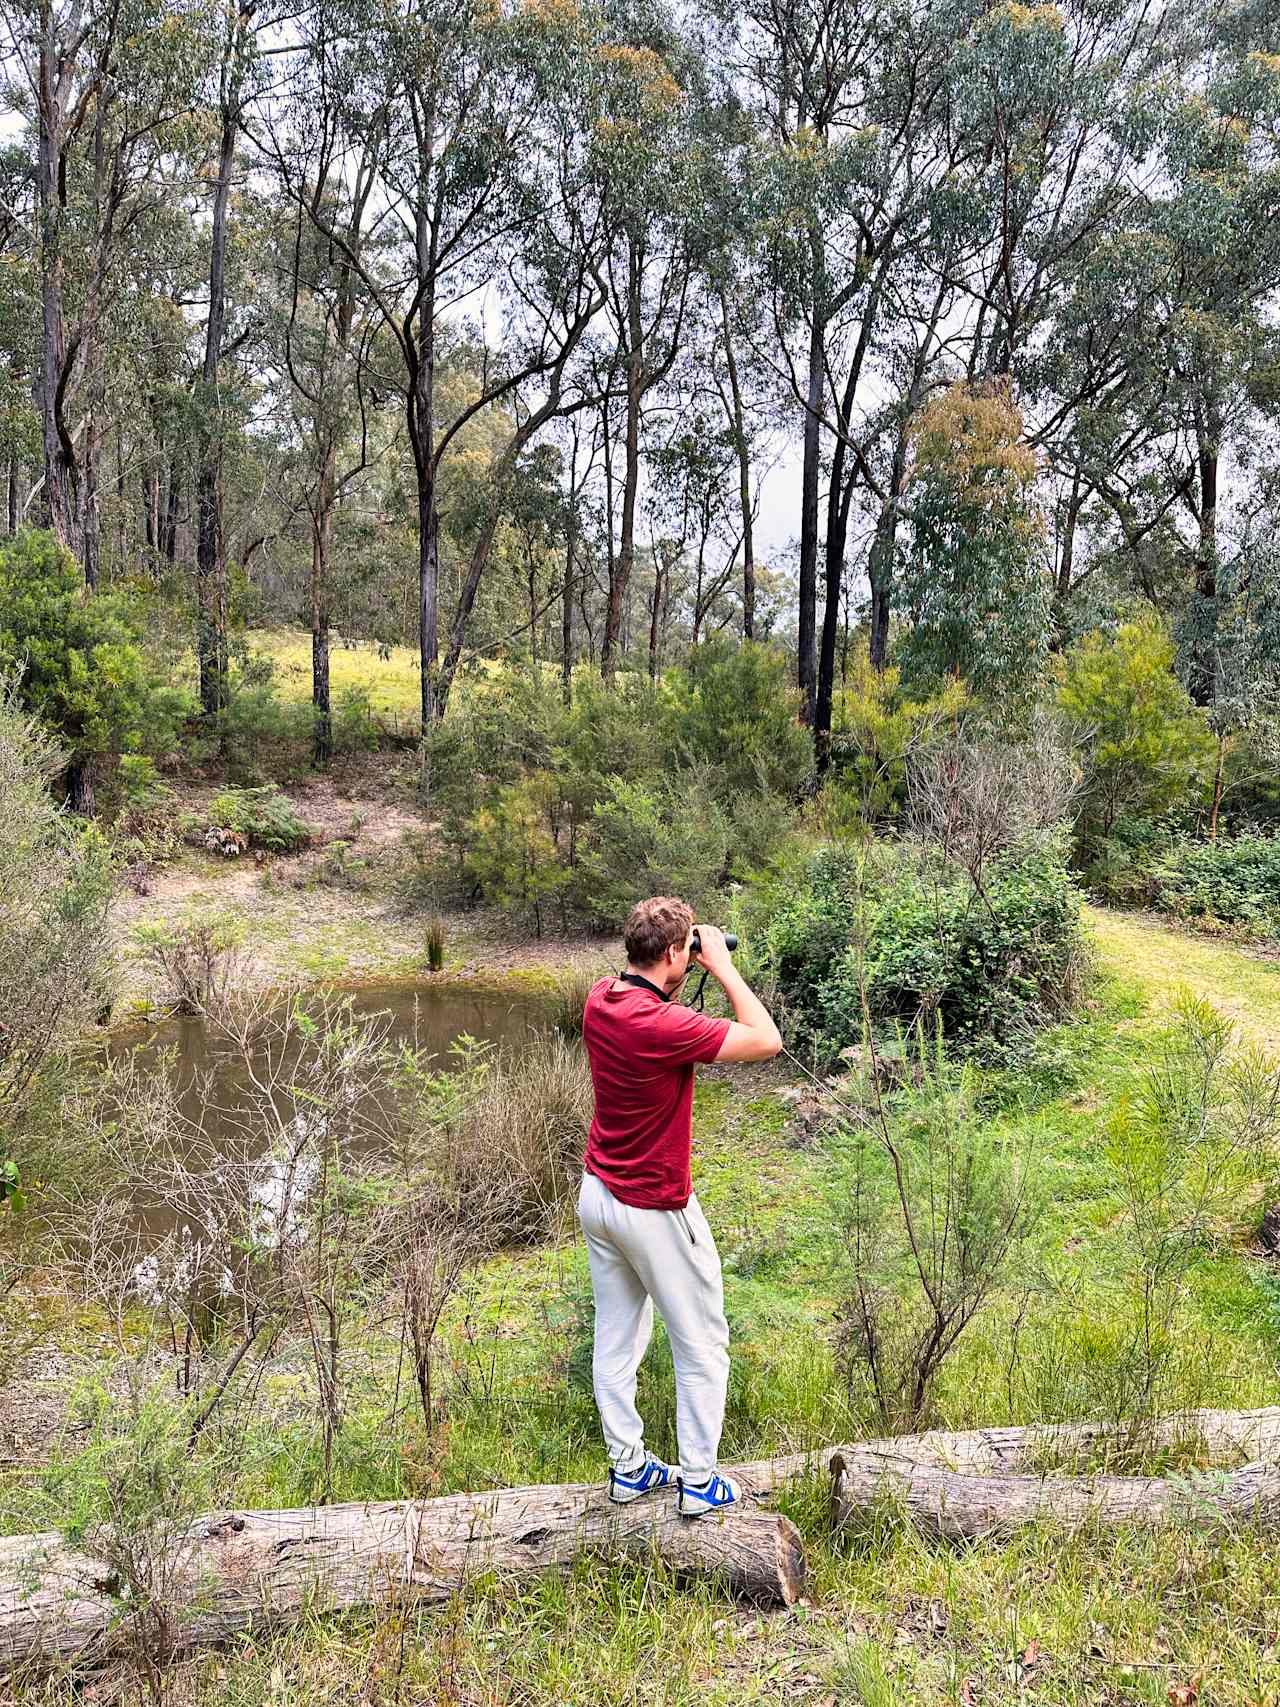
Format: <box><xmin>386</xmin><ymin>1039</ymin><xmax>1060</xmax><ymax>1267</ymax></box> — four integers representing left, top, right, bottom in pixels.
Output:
<box><xmin>581</xmin><ymin>977</ymin><xmax>730</xmax><ymax>1210</ymax></box>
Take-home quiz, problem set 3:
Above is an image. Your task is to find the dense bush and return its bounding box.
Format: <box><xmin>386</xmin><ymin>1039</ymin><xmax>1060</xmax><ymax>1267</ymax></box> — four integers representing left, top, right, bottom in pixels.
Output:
<box><xmin>420</xmin><ymin>645</ymin><xmax>805</xmax><ymax>926</ymax></box>
<box><xmin>1056</xmin><ymin>619</ymin><xmax>1213</xmax><ymax>859</ymax></box>
<box><xmin>669</xmin><ymin>639</ymin><xmax>812</xmax><ymax>800</ymax></box>
<box><xmin>758</xmin><ymin>835</ymin><xmax>1086</xmax><ymax>1060</ymax></box>
<box><xmin>205</xmin><ymin>786</ymin><xmax>310</xmax><ymax>854</ymax></box>
<box><xmin>1146</xmin><ymin>833</ymin><xmax>1280</xmax><ymax>933</ymax></box>
<box><xmin>574</xmin><ymin>767</ymin><xmax>733</xmax><ymax>925</ymax></box>
<box><xmin>0</xmin><ymin>530</ymin><xmax>190</xmax><ymax>811</ymax></box>
<box><xmin>828</xmin><ymin>653</ymin><xmax>968</xmax><ymax>827</ymax></box>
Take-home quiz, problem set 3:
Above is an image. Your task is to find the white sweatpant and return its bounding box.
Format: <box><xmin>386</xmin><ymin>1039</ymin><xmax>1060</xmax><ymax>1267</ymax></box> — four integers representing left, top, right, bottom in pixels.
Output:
<box><xmin>576</xmin><ymin>1170</ymin><xmax>730</xmax><ymax>1486</ymax></box>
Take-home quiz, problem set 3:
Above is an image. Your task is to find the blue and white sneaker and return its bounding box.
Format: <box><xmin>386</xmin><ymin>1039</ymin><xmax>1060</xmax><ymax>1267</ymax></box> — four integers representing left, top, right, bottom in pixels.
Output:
<box><xmin>608</xmin><ymin>1457</ymin><xmax>673</xmax><ymax>1504</ymax></box>
<box><xmin>676</xmin><ymin>1471</ymin><xmax>741</xmax><ymax>1517</ymax></box>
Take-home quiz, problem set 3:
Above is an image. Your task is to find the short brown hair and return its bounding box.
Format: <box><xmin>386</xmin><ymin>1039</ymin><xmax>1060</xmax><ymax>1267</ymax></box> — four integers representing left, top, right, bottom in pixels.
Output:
<box><xmin>624</xmin><ymin>896</ymin><xmax>694</xmax><ymax>966</ymax></box>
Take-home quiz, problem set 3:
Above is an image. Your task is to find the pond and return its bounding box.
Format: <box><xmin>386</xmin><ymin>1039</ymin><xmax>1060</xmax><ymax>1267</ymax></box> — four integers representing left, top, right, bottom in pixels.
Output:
<box><xmin>112</xmin><ymin>981</ymin><xmax>551</xmax><ymax>1117</ymax></box>
<box><xmin>100</xmin><ymin>981</ymin><xmax>558</xmax><ymax>1258</ymax></box>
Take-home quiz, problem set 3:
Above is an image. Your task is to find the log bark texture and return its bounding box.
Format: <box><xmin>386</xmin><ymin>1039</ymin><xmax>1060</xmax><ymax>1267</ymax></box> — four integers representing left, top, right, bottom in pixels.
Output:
<box><xmin>827</xmin><ymin>1451</ymin><xmax>1280</xmax><ymax>1542</ymax></box>
<box><xmin>8</xmin><ymin>1408</ymin><xmax>1280</xmax><ymax>1671</ymax></box>
<box><xmin>0</xmin><ymin>1484</ymin><xmax>804</xmax><ymax>1670</ymax></box>
<box><xmin>735</xmin><ymin>1405</ymin><xmax>1280</xmax><ymax>1491</ymax></box>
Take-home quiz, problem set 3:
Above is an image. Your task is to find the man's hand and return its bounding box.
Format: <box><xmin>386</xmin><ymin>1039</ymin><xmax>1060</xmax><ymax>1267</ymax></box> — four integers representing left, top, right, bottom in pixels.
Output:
<box><xmin>691</xmin><ymin>923</ymin><xmax>734</xmax><ymax>981</ymax></box>
<box><xmin>693</xmin><ymin>927</ymin><xmax>782</xmax><ymax>1064</ymax></box>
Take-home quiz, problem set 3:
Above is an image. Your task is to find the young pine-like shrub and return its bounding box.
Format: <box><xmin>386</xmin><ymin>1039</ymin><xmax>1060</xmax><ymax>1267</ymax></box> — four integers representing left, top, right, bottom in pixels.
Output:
<box><xmin>575</xmin><ymin>767</ymin><xmax>732</xmax><ymax>925</ymax></box>
<box><xmin>669</xmin><ymin>638</ymin><xmax>813</xmax><ymax>800</ymax></box>
<box><xmin>1056</xmin><ymin>619</ymin><xmax>1214</xmax><ymax>860</ymax></box>
<box><xmin>837</xmin><ymin>1035</ymin><xmax>1034</xmax><ymax>1433</ymax></box>
<box><xmin>1091</xmin><ymin>994</ymin><xmax>1280</xmax><ymax>1424</ymax></box>
<box><xmin>462</xmin><ymin>772</ymin><xmax>570</xmax><ymax>936</ymax></box>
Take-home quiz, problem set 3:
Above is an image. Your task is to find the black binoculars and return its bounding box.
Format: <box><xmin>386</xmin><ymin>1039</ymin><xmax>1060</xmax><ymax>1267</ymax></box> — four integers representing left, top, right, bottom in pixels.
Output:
<box><xmin>690</xmin><ymin>928</ymin><xmax>738</xmax><ymax>955</ymax></box>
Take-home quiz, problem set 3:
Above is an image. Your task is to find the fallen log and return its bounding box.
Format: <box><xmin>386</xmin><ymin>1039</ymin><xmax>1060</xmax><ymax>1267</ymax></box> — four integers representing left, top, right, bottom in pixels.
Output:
<box><xmin>8</xmin><ymin>1407</ymin><xmax>1280</xmax><ymax>1671</ymax></box>
<box><xmin>828</xmin><ymin>1450</ymin><xmax>1280</xmax><ymax>1542</ymax></box>
<box><xmin>734</xmin><ymin>1405</ymin><xmax>1280</xmax><ymax>1493</ymax></box>
<box><xmin>0</xmin><ymin>1483</ymin><xmax>805</xmax><ymax>1671</ymax></box>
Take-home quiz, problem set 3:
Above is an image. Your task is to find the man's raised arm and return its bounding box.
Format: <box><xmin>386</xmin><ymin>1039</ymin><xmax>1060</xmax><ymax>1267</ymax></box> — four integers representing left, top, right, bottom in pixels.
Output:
<box><xmin>693</xmin><ymin>926</ymin><xmax>782</xmax><ymax>1064</ymax></box>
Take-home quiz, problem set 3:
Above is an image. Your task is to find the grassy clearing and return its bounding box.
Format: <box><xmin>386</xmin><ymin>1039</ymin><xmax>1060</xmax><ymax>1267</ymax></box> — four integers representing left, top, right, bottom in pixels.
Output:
<box><xmin>1086</xmin><ymin>904</ymin><xmax>1280</xmax><ymax>1054</ymax></box>
<box><xmin>15</xmin><ymin>910</ymin><xmax>1280</xmax><ymax>1704</ymax></box>
<box><xmin>243</xmin><ymin>631</ymin><xmax>584</xmax><ymax>727</ymax></box>
<box><xmin>247</xmin><ymin>629</ymin><xmax>424</xmax><ymax>725</ymax></box>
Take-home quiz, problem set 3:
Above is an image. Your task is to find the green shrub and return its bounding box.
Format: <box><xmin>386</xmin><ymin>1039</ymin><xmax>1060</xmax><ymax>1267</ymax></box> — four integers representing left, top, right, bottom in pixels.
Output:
<box><xmin>1146</xmin><ymin>833</ymin><xmax>1280</xmax><ymax>933</ymax></box>
<box><xmin>669</xmin><ymin>639</ymin><xmax>812</xmax><ymax>801</ymax></box>
<box><xmin>0</xmin><ymin>529</ymin><xmax>190</xmax><ymax>810</ymax></box>
<box><xmin>462</xmin><ymin>772</ymin><xmax>570</xmax><ymax>936</ymax></box>
<box><xmin>104</xmin><ymin>754</ymin><xmax>180</xmax><ymax>874</ymax></box>
<box><xmin>828</xmin><ymin>652</ymin><xmax>968</xmax><ymax>827</ymax></box>
<box><xmin>207</xmin><ymin>786</ymin><xmax>310</xmax><ymax>854</ymax></box>
<box><xmin>1056</xmin><ymin>619</ymin><xmax>1214</xmax><ymax>859</ymax></box>
<box><xmin>836</xmin><ymin>1045</ymin><xmax>1034</xmax><ymax>1432</ymax></box>
<box><xmin>419</xmin><ymin>656</ymin><xmax>806</xmax><ymax>929</ymax></box>
<box><xmin>760</xmin><ymin>836</ymin><xmax>1086</xmax><ymax>1060</ymax></box>
<box><xmin>574</xmin><ymin>767</ymin><xmax>732</xmax><ymax>926</ymax></box>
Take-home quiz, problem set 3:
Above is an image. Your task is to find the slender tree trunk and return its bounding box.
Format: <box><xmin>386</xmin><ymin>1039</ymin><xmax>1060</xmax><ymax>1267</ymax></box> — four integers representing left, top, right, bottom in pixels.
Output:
<box><xmin>196</xmin><ymin>80</ymin><xmax>239</xmax><ymax>719</ymax></box>
<box><xmin>418</xmin><ymin>483</ymin><xmax>439</xmax><ymax>728</ymax></box>
<box><xmin>144</xmin><ymin>469</ymin><xmax>159</xmax><ymax>550</ymax></box>
<box><xmin>648</xmin><ymin>550</ymin><xmax>663</xmax><ymax>682</ymax></box>
<box><xmin>114</xmin><ymin>429</ymin><xmax>126</xmax><ymax>568</ymax></box>
<box><xmin>1188</xmin><ymin>402</ymin><xmax>1220</xmax><ymax>709</ymax></box>
<box><xmin>5</xmin><ymin>454</ymin><xmax>18</xmax><ymax>535</ymax></box>
<box><xmin>312</xmin><ymin>459</ymin><xmax>334</xmax><ymax>766</ymax></box>
<box><xmin>868</xmin><ymin>420</ymin><xmax>913</xmax><ymax>672</ymax></box>
<box><xmin>80</xmin><ymin>359</ymin><xmax>102</xmax><ymax>590</ymax></box>
<box><xmin>718</xmin><ymin>290</ymin><xmax>754</xmax><ymax>639</ymax></box>
<box><xmin>603</xmin><ymin>237</ymin><xmax>642</xmax><ymax>679</ymax></box>
<box><xmin>797</xmin><ymin>305</ymin><xmax>823</xmax><ymax>724</ymax></box>
<box><xmin>561</xmin><ymin>495</ymin><xmax>576</xmax><ymax>707</ymax></box>
<box><xmin>1052</xmin><ymin>468</ymin><xmax>1082</xmax><ymax>646</ymax></box>
<box><xmin>81</xmin><ymin>429</ymin><xmax>100</xmax><ymax>588</ymax></box>
<box><xmin>579</xmin><ymin>561</ymin><xmax>595</xmax><ymax>662</ymax></box>
<box><xmin>163</xmin><ymin>454</ymin><xmax>181</xmax><ymax>561</ymax></box>
<box><xmin>815</xmin><ymin>465</ymin><xmax>851</xmax><ymax>775</ymax></box>
<box><xmin>36</xmin><ymin>13</ymin><xmax>77</xmax><ymax>553</ymax></box>
<box><xmin>527</xmin><ymin>546</ymin><xmax>539</xmax><ymax>666</ymax></box>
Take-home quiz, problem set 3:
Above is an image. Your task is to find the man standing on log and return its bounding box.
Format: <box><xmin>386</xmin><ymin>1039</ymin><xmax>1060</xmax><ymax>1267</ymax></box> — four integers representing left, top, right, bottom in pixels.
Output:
<box><xmin>578</xmin><ymin>896</ymin><xmax>782</xmax><ymax>1516</ymax></box>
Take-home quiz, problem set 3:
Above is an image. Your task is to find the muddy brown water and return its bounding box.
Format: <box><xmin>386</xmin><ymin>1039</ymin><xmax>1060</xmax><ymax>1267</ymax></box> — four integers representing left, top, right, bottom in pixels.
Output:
<box><xmin>102</xmin><ymin>982</ymin><xmax>556</xmax><ymax>1261</ymax></box>
<box><xmin>112</xmin><ymin>983</ymin><xmax>550</xmax><ymax>1102</ymax></box>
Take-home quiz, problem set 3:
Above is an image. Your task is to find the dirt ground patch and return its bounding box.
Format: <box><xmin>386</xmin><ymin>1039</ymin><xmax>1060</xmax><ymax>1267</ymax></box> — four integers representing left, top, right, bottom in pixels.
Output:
<box><xmin>112</xmin><ymin>779</ymin><xmax>618</xmax><ymax>1006</ymax></box>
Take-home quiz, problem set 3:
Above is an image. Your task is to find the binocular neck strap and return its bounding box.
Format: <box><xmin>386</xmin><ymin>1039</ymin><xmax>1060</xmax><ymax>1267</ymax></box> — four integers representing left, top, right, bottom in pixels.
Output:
<box><xmin>618</xmin><ymin>971</ymin><xmax>670</xmax><ymax>1003</ymax></box>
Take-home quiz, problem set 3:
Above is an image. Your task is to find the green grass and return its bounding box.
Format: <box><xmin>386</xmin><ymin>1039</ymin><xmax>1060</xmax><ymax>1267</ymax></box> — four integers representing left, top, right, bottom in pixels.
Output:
<box><xmin>246</xmin><ymin>628</ymin><xmax>425</xmax><ymax>724</ymax></box>
<box><xmin>16</xmin><ymin>908</ymin><xmax>1280</xmax><ymax>1703</ymax></box>
<box><xmin>1087</xmin><ymin>903</ymin><xmax>1280</xmax><ymax>1053</ymax></box>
